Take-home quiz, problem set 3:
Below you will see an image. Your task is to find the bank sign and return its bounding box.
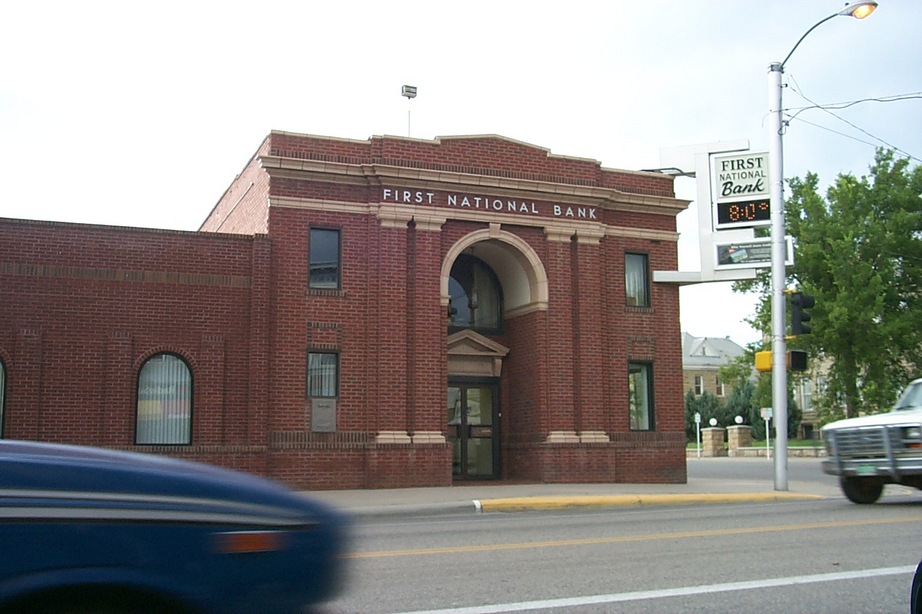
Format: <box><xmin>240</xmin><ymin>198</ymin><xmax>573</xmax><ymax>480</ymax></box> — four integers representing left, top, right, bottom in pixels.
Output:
<box><xmin>381</xmin><ymin>188</ymin><xmax>598</xmax><ymax>220</ymax></box>
<box><xmin>711</xmin><ymin>151</ymin><xmax>770</xmax><ymax>231</ymax></box>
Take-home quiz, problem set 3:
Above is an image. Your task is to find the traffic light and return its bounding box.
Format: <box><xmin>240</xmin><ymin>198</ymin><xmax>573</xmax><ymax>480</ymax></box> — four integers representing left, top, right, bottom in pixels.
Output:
<box><xmin>788</xmin><ymin>349</ymin><xmax>808</xmax><ymax>372</ymax></box>
<box><xmin>790</xmin><ymin>291</ymin><xmax>815</xmax><ymax>335</ymax></box>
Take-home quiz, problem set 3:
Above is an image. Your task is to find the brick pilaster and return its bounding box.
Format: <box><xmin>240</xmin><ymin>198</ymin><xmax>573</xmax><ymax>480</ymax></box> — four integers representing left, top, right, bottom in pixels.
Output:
<box><xmin>374</xmin><ymin>213</ymin><xmax>411</xmax><ymax>442</ymax></box>
<box><xmin>543</xmin><ymin>228</ymin><xmax>576</xmax><ymax>439</ymax></box>
<box><xmin>573</xmin><ymin>231</ymin><xmax>607</xmax><ymax>441</ymax></box>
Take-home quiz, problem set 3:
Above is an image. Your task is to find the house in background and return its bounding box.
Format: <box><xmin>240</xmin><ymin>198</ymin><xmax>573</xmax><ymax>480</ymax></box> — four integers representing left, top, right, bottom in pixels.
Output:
<box><xmin>793</xmin><ymin>364</ymin><xmax>827</xmax><ymax>440</ymax></box>
<box><xmin>681</xmin><ymin>333</ymin><xmax>745</xmax><ymax>400</ymax></box>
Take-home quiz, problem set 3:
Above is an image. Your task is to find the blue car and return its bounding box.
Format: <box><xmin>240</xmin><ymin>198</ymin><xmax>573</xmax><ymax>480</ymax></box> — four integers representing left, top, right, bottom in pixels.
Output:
<box><xmin>0</xmin><ymin>440</ymin><xmax>349</xmax><ymax>614</ymax></box>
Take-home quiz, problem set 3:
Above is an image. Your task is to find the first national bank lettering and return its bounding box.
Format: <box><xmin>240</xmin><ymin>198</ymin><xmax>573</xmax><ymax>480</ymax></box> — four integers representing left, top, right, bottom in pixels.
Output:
<box><xmin>382</xmin><ymin>188</ymin><xmax>598</xmax><ymax>220</ymax></box>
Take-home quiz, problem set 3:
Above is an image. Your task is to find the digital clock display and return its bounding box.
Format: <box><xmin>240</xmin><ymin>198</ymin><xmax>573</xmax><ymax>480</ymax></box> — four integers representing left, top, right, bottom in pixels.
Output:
<box><xmin>715</xmin><ymin>199</ymin><xmax>771</xmax><ymax>228</ymax></box>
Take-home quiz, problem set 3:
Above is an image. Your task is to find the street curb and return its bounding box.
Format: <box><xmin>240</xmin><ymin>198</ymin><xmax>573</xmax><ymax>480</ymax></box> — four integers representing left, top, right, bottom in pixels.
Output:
<box><xmin>474</xmin><ymin>492</ymin><xmax>824</xmax><ymax>512</ymax></box>
<box><xmin>348</xmin><ymin>501</ymin><xmax>478</xmax><ymax>518</ymax></box>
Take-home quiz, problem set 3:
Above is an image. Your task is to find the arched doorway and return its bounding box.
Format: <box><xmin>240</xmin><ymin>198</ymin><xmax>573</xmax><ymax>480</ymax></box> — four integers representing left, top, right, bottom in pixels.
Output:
<box><xmin>442</xmin><ymin>230</ymin><xmax>548</xmax><ymax>480</ymax></box>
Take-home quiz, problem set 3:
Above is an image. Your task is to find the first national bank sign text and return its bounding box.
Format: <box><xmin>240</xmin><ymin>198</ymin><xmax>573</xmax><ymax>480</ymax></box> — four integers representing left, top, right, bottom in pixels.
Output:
<box><xmin>382</xmin><ymin>188</ymin><xmax>598</xmax><ymax>220</ymax></box>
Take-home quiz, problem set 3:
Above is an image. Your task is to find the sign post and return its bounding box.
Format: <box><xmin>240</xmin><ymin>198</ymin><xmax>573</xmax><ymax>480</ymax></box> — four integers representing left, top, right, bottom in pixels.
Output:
<box><xmin>761</xmin><ymin>407</ymin><xmax>773</xmax><ymax>460</ymax></box>
<box><xmin>695</xmin><ymin>412</ymin><xmax>702</xmax><ymax>458</ymax></box>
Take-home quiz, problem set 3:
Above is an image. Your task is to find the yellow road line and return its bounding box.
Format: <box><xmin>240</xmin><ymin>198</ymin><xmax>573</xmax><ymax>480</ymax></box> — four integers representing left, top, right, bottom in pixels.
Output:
<box><xmin>478</xmin><ymin>492</ymin><xmax>821</xmax><ymax>511</ymax></box>
<box><xmin>344</xmin><ymin>515</ymin><xmax>919</xmax><ymax>559</ymax></box>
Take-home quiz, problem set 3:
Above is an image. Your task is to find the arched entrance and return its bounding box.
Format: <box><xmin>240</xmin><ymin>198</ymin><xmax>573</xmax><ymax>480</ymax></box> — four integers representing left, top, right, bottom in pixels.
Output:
<box><xmin>442</xmin><ymin>229</ymin><xmax>548</xmax><ymax>480</ymax></box>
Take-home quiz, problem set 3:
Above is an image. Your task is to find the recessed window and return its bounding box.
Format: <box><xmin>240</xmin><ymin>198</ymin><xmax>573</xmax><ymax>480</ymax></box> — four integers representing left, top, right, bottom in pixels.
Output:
<box><xmin>625</xmin><ymin>253</ymin><xmax>649</xmax><ymax>307</ymax></box>
<box><xmin>307</xmin><ymin>352</ymin><xmax>338</xmax><ymax>398</ymax></box>
<box><xmin>629</xmin><ymin>362</ymin><xmax>654</xmax><ymax>431</ymax></box>
<box><xmin>136</xmin><ymin>353</ymin><xmax>192</xmax><ymax>445</ymax></box>
<box><xmin>694</xmin><ymin>375</ymin><xmax>704</xmax><ymax>396</ymax></box>
<box><xmin>309</xmin><ymin>228</ymin><xmax>341</xmax><ymax>289</ymax></box>
<box><xmin>448</xmin><ymin>253</ymin><xmax>503</xmax><ymax>333</ymax></box>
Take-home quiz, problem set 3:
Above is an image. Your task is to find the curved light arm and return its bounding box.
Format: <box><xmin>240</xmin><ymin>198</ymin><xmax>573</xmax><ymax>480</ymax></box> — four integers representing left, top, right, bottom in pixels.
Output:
<box><xmin>780</xmin><ymin>2</ymin><xmax>878</xmax><ymax>69</ymax></box>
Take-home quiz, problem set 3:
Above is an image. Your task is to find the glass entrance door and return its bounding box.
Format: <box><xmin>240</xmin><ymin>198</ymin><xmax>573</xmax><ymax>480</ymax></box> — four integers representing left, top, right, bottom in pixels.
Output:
<box><xmin>447</xmin><ymin>382</ymin><xmax>499</xmax><ymax>479</ymax></box>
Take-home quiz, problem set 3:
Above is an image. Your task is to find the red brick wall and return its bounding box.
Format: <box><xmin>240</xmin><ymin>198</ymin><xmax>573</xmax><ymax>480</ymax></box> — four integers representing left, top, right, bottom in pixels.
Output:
<box><xmin>199</xmin><ymin>137</ymin><xmax>273</xmax><ymax>234</ymax></box>
<box><xmin>0</xmin><ymin>218</ymin><xmax>257</xmax><ymax>450</ymax></box>
<box><xmin>265</xmin><ymin>132</ymin><xmax>676</xmax><ymax>197</ymax></box>
<box><xmin>0</xmin><ymin>132</ymin><xmax>688</xmax><ymax>489</ymax></box>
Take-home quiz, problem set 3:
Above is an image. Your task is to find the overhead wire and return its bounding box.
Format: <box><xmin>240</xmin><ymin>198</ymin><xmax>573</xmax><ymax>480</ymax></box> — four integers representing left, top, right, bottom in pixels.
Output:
<box><xmin>783</xmin><ymin>77</ymin><xmax>922</xmax><ymax>164</ymax></box>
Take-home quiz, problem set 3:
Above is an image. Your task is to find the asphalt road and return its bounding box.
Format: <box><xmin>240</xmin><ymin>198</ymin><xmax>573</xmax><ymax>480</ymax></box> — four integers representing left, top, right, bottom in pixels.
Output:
<box><xmin>326</xmin><ymin>459</ymin><xmax>921</xmax><ymax>614</ymax></box>
<box><xmin>686</xmin><ymin>455</ymin><xmax>834</xmax><ymax>485</ymax></box>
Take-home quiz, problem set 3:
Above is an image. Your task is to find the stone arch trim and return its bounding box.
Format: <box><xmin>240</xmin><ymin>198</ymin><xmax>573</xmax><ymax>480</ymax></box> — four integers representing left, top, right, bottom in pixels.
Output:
<box><xmin>441</xmin><ymin>225</ymin><xmax>549</xmax><ymax>316</ymax></box>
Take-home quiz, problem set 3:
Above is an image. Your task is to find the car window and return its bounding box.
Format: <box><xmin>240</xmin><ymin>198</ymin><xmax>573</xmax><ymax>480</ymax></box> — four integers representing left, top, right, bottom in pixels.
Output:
<box><xmin>893</xmin><ymin>382</ymin><xmax>922</xmax><ymax>411</ymax></box>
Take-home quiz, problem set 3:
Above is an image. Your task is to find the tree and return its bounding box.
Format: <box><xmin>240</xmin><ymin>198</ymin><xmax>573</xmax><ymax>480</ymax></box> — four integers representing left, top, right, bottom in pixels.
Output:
<box><xmin>684</xmin><ymin>390</ymin><xmax>732</xmax><ymax>442</ymax></box>
<box><xmin>737</xmin><ymin>150</ymin><xmax>922</xmax><ymax>419</ymax></box>
<box><xmin>724</xmin><ymin>378</ymin><xmax>755</xmax><ymax>427</ymax></box>
<box><xmin>718</xmin><ymin>352</ymin><xmax>801</xmax><ymax>439</ymax></box>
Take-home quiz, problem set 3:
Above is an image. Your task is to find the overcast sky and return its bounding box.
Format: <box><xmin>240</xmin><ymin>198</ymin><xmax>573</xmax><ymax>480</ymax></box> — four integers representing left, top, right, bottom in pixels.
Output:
<box><xmin>2</xmin><ymin>1</ymin><xmax>920</xmax><ymax>346</ymax></box>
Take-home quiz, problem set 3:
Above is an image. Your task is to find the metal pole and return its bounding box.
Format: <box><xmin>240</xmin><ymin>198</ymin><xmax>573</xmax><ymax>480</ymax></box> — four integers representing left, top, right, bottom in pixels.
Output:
<box><xmin>768</xmin><ymin>61</ymin><xmax>788</xmax><ymax>490</ymax></box>
<box><xmin>696</xmin><ymin>416</ymin><xmax>701</xmax><ymax>459</ymax></box>
<box><xmin>765</xmin><ymin>2</ymin><xmax>877</xmax><ymax>489</ymax></box>
<box><xmin>766</xmin><ymin>418</ymin><xmax>771</xmax><ymax>459</ymax></box>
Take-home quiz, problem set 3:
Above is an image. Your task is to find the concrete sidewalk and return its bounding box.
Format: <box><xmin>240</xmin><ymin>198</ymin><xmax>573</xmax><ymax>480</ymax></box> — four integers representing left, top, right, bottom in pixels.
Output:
<box><xmin>304</xmin><ymin>474</ymin><xmax>840</xmax><ymax>518</ymax></box>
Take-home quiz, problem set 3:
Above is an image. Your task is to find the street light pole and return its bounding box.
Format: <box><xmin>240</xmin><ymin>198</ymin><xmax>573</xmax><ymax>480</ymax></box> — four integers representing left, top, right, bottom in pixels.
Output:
<box><xmin>768</xmin><ymin>59</ymin><xmax>787</xmax><ymax>491</ymax></box>
<box><xmin>767</xmin><ymin>1</ymin><xmax>877</xmax><ymax>491</ymax></box>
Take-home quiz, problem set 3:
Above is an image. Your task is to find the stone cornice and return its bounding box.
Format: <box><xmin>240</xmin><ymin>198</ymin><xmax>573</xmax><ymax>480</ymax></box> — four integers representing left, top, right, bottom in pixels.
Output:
<box><xmin>259</xmin><ymin>155</ymin><xmax>689</xmax><ymax>217</ymax></box>
<box><xmin>269</xmin><ymin>196</ymin><xmax>677</xmax><ymax>243</ymax></box>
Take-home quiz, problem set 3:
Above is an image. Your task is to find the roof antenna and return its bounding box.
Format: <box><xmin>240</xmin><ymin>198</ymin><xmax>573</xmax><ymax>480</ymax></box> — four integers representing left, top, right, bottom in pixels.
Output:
<box><xmin>401</xmin><ymin>85</ymin><xmax>417</xmax><ymax>137</ymax></box>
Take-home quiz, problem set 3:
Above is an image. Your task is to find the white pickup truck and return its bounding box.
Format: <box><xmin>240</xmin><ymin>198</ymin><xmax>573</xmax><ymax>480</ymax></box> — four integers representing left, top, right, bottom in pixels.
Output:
<box><xmin>822</xmin><ymin>378</ymin><xmax>922</xmax><ymax>503</ymax></box>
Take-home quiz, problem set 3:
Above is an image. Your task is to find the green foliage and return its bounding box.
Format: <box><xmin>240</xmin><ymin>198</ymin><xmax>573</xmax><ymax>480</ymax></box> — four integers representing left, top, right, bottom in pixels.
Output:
<box><xmin>682</xmin><ymin>386</ymin><xmax>787</xmax><ymax>442</ymax></box>
<box><xmin>736</xmin><ymin>149</ymin><xmax>922</xmax><ymax>419</ymax></box>
<box><xmin>684</xmin><ymin>390</ymin><xmax>720</xmax><ymax>441</ymax></box>
<box><xmin>688</xmin><ymin>351</ymin><xmax>802</xmax><ymax>441</ymax></box>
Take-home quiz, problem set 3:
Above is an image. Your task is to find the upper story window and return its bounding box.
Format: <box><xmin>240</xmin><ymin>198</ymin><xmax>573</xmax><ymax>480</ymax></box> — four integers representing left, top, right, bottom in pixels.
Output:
<box><xmin>136</xmin><ymin>353</ymin><xmax>192</xmax><ymax>445</ymax></box>
<box><xmin>625</xmin><ymin>253</ymin><xmax>650</xmax><ymax>307</ymax></box>
<box><xmin>448</xmin><ymin>254</ymin><xmax>503</xmax><ymax>334</ymax></box>
<box><xmin>309</xmin><ymin>228</ymin><xmax>341</xmax><ymax>290</ymax></box>
<box><xmin>307</xmin><ymin>352</ymin><xmax>339</xmax><ymax>398</ymax></box>
<box><xmin>801</xmin><ymin>379</ymin><xmax>814</xmax><ymax>412</ymax></box>
<box><xmin>716</xmin><ymin>376</ymin><xmax>726</xmax><ymax>397</ymax></box>
<box><xmin>694</xmin><ymin>375</ymin><xmax>704</xmax><ymax>396</ymax></box>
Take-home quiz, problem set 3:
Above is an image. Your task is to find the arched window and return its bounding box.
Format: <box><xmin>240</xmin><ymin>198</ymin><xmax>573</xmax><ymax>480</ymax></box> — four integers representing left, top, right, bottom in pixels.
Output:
<box><xmin>136</xmin><ymin>353</ymin><xmax>192</xmax><ymax>445</ymax></box>
<box><xmin>449</xmin><ymin>254</ymin><xmax>503</xmax><ymax>333</ymax></box>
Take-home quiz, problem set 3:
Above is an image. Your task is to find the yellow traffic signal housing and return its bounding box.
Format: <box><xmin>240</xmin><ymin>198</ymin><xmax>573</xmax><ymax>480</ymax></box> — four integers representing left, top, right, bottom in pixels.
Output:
<box><xmin>755</xmin><ymin>351</ymin><xmax>772</xmax><ymax>372</ymax></box>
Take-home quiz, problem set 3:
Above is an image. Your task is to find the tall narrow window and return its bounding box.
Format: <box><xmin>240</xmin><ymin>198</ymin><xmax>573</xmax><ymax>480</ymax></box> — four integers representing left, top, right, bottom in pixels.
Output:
<box><xmin>307</xmin><ymin>352</ymin><xmax>338</xmax><ymax>398</ymax></box>
<box><xmin>694</xmin><ymin>375</ymin><xmax>704</xmax><ymax>396</ymax></box>
<box><xmin>309</xmin><ymin>228</ymin><xmax>341</xmax><ymax>289</ymax></box>
<box><xmin>628</xmin><ymin>362</ymin><xmax>654</xmax><ymax>431</ymax></box>
<box><xmin>136</xmin><ymin>353</ymin><xmax>192</xmax><ymax>445</ymax></box>
<box><xmin>801</xmin><ymin>379</ymin><xmax>813</xmax><ymax>412</ymax></box>
<box><xmin>716</xmin><ymin>376</ymin><xmax>726</xmax><ymax>397</ymax></box>
<box><xmin>625</xmin><ymin>253</ymin><xmax>649</xmax><ymax>307</ymax></box>
<box><xmin>448</xmin><ymin>253</ymin><xmax>503</xmax><ymax>333</ymax></box>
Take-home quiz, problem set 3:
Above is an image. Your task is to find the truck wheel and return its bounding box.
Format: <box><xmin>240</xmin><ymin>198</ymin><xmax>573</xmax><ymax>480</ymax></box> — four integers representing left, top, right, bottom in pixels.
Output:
<box><xmin>840</xmin><ymin>477</ymin><xmax>884</xmax><ymax>504</ymax></box>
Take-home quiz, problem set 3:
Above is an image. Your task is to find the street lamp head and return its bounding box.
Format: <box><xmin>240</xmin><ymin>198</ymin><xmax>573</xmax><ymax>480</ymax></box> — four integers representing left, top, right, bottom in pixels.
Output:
<box><xmin>780</xmin><ymin>1</ymin><xmax>879</xmax><ymax>69</ymax></box>
<box><xmin>838</xmin><ymin>2</ymin><xmax>878</xmax><ymax>19</ymax></box>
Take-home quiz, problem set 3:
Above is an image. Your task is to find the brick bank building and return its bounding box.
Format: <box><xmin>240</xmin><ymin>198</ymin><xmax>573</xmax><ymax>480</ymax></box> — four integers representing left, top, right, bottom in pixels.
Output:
<box><xmin>0</xmin><ymin>132</ymin><xmax>690</xmax><ymax>489</ymax></box>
